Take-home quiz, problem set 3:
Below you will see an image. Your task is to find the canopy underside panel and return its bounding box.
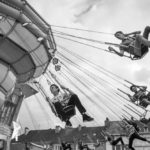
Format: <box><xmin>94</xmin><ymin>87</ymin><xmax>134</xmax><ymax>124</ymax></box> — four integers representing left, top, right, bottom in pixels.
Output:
<box><xmin>0</xmin><ymin>16</ymin><xmax>53</xmax><ymax>83</ymax></box>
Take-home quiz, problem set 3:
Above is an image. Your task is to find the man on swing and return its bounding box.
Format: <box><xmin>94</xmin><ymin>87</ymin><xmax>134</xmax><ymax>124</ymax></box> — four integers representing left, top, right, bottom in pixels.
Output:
<box><xmin>49</xmin><ymin>83</ymin><xmax>94</xmax><ymax>127</ymax></box>
<box><xmin>108</xmin><ymin>26</ymin><xmax>150</xmax><ymax>59</ymax></box>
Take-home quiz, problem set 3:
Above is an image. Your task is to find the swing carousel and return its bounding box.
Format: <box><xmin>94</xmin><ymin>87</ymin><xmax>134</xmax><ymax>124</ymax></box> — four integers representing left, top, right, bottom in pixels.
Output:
<box><xmin>0</xmin><ymin>0</ymin><xmax>149</xmax><ymax>150</ymax></box>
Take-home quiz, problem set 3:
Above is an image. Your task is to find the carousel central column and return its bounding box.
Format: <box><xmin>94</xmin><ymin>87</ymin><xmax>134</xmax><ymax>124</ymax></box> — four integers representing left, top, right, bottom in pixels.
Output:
<box><xmin>0</xmin><ymin>90</ymin><xmax>24</xmax><ymax>150</ymax></box>
<box><xmin>1</xmin><ymin>93</ymin><xmax>24</xmax><ymax>126</ymax></box>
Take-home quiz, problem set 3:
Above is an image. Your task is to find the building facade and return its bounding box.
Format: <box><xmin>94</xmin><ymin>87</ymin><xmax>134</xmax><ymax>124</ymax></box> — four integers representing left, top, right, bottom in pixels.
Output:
<box><xmin>10</xmin><ymin>118</ymin><xmax>150</xmax><ymax>150</ymax></box>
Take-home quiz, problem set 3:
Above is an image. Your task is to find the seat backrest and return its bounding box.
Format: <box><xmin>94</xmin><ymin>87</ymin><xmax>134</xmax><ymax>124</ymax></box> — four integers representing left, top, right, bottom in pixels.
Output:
<box><xmin>141</xmin><ymin>46</ymin><xmax>148</xmax><ymax>57</ymax></box>
<box><xmin>132</xmin><ymin>45</ymin><xmax>148</xmax><ymax>60</ymax></box>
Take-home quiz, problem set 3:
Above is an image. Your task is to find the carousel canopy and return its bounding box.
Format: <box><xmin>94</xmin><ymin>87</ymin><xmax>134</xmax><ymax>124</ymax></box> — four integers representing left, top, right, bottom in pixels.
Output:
<box><xmin>0</xmin><ymin>0</ymin><xmax>56</xmax><ymax>84</ymax></box>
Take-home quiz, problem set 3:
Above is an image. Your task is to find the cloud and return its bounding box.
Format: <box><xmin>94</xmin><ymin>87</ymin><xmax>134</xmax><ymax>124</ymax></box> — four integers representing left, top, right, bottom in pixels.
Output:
<box><xmin>73</xmin><ymin>0</ymin><xmax>103</xmax><ymax>22</ymax></box>
<box><xmin>134</xmin><ymin>67</ymin><xmax>150</xmax><ymax>82</ymax></box>
<box><xmin>73</xmin><ymin>0</ymin><xmax>122</xmax><ymax>24</ymax></box>
<box><xmin>75</xmin><ymin>5</ymin><xmax>93</xmax><ymax>18</ymax></box>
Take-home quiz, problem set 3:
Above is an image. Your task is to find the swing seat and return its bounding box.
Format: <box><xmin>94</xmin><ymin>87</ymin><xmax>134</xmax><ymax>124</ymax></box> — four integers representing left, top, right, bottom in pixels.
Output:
<box><xmin>132</xmin><ymin>45</ymin><xmax>149</xmax><ymax>60</ymax></box>
<box><xmin>53</xmin><ymin>104</ymin><xmax>76</xmax><ymax>121</ymax></box>
<box><xmin>63</xmin><ymin>105</ymin><xmax>76</xmax><ymax>118</ymax></box>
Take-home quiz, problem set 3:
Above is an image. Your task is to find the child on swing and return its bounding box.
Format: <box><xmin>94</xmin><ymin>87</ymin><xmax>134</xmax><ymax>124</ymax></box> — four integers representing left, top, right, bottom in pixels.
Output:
<box><xmin>108</xmin><ymin>26</ymin><xmax>150</xmax><ymax>59</ymax></box>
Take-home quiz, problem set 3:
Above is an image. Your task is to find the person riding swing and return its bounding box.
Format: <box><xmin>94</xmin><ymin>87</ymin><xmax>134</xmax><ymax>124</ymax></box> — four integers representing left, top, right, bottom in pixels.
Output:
<box><xmin>108</xmin><ymin>26</ymin><xmax>150</xmax><ymax>59</ymax></box>
<box><xmin>48</xmin><ymin>83</ymin><xmax>94</xmax><ymax>127</ymax></box>
<box><xmin>101</xmin><ymin>131</ymin><xmax>125</xmax><ymax>147</ymax></box>
<box><xmin>122</xmin><ymin>118</ymin><xmax>150</xmax><ymax>150</ymax></box>
<box><xmin>128</xmin><ymin>85</ymin><xmax>148</xmax><ymax>107</ymax></box>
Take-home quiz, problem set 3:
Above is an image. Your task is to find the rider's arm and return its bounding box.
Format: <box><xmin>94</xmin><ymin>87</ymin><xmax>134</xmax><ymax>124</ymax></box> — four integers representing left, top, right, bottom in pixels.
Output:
<box><xmin>51</xmin><ymin>73</ymin><xmax>75</xmax><ymax>95</ymax></box>
<box><xmin>60</xmin><ymin>85</ymin><xmax>74</xmax><ymax>95</ymax></box>
<box><xmin>124</xmin><ymin>31</ymin><xmax>141</xmax><ymax>36</ymax></box>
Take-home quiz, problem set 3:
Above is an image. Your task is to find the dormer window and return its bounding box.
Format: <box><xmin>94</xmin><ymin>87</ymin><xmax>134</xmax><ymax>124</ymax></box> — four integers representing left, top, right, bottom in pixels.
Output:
<box><xmin>144</xmin><ymin>126</ymin><xmax>148</xmax><ymax>132</ymax></box>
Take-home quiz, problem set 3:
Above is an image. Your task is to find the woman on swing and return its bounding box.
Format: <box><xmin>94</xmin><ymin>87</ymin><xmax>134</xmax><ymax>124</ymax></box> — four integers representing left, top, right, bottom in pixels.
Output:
<box><xmin>49</xmin><ymin>83</ymin><xmax>94</xmax><ymax>127</ymax></box>
<box><xmin>122</xmin><ymin>118</ymin><xmax>150</xmax><ymax>150</ymax></box>
<box><xmin>108</xmin><ymin>26</ymin><xmax>150</xmax><ymax>59</ymax></box>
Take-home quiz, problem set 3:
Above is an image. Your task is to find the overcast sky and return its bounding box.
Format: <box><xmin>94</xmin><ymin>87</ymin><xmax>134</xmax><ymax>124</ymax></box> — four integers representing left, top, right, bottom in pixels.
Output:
<box><xmin>17</xmin><ymin>0</ymin><xmax>150</xmax><ymax>131</ymax></box>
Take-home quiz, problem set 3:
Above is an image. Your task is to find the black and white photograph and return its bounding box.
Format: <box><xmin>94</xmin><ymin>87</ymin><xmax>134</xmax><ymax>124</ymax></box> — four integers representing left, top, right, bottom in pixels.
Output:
<box><xmin>0</xmin><ymin>0</ymin><xmax>150</xmax><ymax>150</ymax></box>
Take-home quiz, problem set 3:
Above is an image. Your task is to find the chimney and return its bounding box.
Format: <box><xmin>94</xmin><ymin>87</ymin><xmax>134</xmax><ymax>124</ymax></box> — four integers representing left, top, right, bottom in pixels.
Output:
<box><xmin>78</xmin><ymin>125</ymin><xmax>82</xmax><ymax>131</ymax></box>
<box><xmin>24</xmin><ymin>127</ymin><xmax>30</xmax><ymax>135</ymax></box>
<box><xmin>105</xmin><ymin>117</ymin><xmax>110</xmax><ymax>128</ymax></box>
<box><xmin>55</xmin><ymin>125</ymin><xmax>61</xmax><ymax>133</ymax></box>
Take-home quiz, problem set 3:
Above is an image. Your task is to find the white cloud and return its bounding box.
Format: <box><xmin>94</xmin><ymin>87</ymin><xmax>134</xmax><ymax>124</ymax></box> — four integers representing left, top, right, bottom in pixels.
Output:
<box><xmin>134</xmin><ymin>67</ymin><xmax>150</xmax><ymax>83</ymax></box>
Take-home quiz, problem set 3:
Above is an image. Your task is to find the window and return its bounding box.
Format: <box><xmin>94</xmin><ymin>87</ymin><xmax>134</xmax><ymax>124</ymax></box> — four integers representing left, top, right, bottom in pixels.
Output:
<box><xmin>116</xmin><ymin>145</ymin><xmax>121</xmax><ymax>150</ymax></box>
<box><xmin>114</xmin><ymin>145</ymin><xmax>128</xmax><ymax>150</ymax></box>
<box><xmin>54</xmin><ymin>144</ymin><xmax>61</xmax><ymax>150</ymax></box>
<box><xmin>144</xmin><ymin>126</ymin><xmax>148</xmax><ymax>132</ymax></box>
